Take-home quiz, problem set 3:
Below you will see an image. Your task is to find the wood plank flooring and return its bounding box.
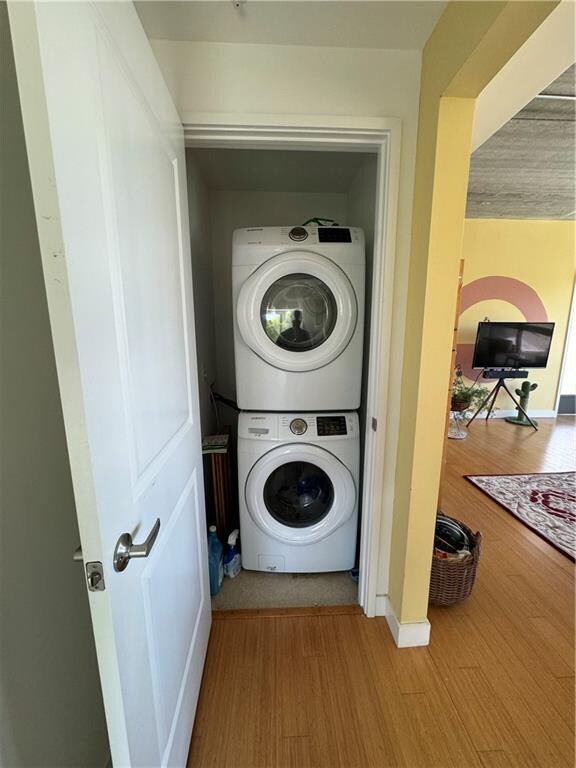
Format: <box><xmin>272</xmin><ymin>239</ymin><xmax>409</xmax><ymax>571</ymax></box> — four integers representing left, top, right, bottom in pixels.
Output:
<box><xmin>188</xmin><ymin>418</ymin><xmax>575</xmax><ymax>767</ymax></box>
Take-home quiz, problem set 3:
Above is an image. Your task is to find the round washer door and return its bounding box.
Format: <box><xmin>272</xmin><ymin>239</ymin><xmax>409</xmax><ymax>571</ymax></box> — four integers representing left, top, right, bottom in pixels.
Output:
<box><xmin>245</xmin><ymin>444</ymin><xmax>356</xmax><ymax>545</ymax></box>
<box><xmin>237</xmin><ymin>251</ymin><xmax>357</xmax><ymax>372</ymax></box>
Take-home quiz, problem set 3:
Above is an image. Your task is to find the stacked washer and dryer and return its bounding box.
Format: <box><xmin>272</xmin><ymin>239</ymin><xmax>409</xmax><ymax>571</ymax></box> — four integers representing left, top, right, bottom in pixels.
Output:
<box><xmin>233</xmin><ymin>225</ymin><xmax>365</xmax><ymax>573</ymax></box>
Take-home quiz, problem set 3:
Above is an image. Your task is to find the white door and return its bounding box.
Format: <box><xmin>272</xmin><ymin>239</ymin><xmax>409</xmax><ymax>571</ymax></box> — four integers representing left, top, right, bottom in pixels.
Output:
<box><xmin>8</xmin><ymin>2</ymin><xmax>211</xmax><ymax>766</ymax></box>
<box><xmin>237</xmin><ymin>251</ymin><xmax>358</xmax><ymax>371</ymax></box>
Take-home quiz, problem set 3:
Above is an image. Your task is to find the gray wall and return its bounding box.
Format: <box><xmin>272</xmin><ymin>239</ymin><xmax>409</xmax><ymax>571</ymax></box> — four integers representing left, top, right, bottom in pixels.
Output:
<box><xmin>347</xmin><ymin>155</ymin><xmax>378</xmax><ymax>559</ymax></box>
<box><xmin>348</xmin><ymin>155</ymin><xmax>377</xmax><ymax>428</ymax></box>
<box><xmin>0</xmin><ymin>7</ymin><xmax>108</xmax><ymax>766</ymax></box>
<box><xmin>186</xmin><ymin>151</ymin><xmax>217</xmax><ymax>436</ymax></box>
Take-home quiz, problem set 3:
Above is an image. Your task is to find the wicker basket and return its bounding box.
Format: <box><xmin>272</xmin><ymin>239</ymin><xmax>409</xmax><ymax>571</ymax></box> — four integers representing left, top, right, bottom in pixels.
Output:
<box><xmin>429</xmin><ymin>516</ymin><xmax>482</xmax><ymax>606</ymax></box>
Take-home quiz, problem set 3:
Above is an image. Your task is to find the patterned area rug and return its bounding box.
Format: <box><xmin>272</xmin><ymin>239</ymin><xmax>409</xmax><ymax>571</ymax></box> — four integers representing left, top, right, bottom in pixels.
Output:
<box><xmin>465</xmin><ymin>472</ymin><xmax>576</xmax><ymax>561</ymax></box>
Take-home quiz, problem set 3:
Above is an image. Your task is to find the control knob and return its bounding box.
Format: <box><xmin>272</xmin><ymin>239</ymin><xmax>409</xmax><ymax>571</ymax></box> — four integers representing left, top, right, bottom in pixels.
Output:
<box><xmin>288</xmin><ymin>226</ymin><xmax>308</xmax><ymax>241</ymax></box>
<box><xmin>290</xmin><ymin>418</ymin><xmax>308</xmax><ymax>435</ymax></box>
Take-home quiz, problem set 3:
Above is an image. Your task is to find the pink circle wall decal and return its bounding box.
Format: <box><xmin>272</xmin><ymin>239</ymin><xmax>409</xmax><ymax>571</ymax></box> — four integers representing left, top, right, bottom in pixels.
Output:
<box><xmin>457</xmin><ymin>276</ymin><xmax>548</xmax><ymax>379</ymax></box>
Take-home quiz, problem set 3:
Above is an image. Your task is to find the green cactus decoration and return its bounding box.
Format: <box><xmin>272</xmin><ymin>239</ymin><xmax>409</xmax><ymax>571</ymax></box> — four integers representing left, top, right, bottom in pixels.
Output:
<box><xmin>505</xmin><ymin>380</ymin><xmax>538</xmax><ymax>427</ymax></box>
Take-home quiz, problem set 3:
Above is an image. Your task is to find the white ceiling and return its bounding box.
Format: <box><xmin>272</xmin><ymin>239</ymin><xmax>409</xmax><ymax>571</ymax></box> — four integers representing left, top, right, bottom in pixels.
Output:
<box><xmin>135</xmin><ymin>1</ymin><xmax>446</xmax><ymax>50</ymax></box>
<box><xmin>188</xmin><ymin>148</ymin><xmax>375</xmax><ymax>192</ymax></box>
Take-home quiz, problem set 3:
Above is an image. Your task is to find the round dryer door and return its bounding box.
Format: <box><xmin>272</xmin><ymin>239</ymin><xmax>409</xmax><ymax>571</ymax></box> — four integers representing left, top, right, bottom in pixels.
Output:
<box><xmin>237</xmin><ymin>251</ymin><xmax>357</xmax><ymax>372</ymax></box>
<box><xmin>245</xmin><ymin>444</ymin><xmax>356</xmax><ymax>545</ymax></box>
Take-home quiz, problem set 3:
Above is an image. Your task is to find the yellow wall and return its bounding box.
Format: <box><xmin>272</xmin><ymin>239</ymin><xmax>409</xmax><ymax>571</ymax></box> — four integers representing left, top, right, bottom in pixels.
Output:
<box><xmin>459</xmin><ymin>219</ymin><xmax>576</xmax><ymax>410</ymax></box>
<box><xmin>389</xmin><ymin>96</ymin><xmax>475</xmax><ymax>623</ymax></box>
<box><xmin>388</xmin><ymin>0</ymin><xmax>559</xmax><ymax>626</ymax></box>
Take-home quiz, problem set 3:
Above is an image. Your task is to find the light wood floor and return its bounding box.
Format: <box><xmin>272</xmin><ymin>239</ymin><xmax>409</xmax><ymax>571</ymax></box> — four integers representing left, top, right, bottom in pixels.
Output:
<box><xmin>188</xmin><ymin>418</ymin><xmax>575</xmax><ymax>768</ymax></box>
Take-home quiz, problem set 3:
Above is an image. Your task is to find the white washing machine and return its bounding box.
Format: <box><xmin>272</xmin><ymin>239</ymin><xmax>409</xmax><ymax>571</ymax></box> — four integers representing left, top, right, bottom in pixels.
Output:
<box><xmin>233</xmin><ymin>226</ymin><xmax>365</xmax><ymax>411</ymax></box>
<box><xmin>238</xmin><ymin>411</ymin><xmax>359</xmax><ymax>573</ymax></box>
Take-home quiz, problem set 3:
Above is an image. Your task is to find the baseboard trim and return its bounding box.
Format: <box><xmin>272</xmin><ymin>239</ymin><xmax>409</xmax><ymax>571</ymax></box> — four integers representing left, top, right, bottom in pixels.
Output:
<box><xmin>212</xmin><ymin>604</ymin><xmax>362</xmax><ymax>620</ymax></box>
<box><xmin>374</xmin><ymin>595</ymin><xmax>392</xmax><ymax>616</ymax></box>
<box><xmin>486</xmin><ymin>410</ymin><xmax>557</xmax><ymax>419</ymax></box>
<box><xmin>374</xmin><ymin>595</ymin><xmax>431</xmax><ymax>647</ymax></box>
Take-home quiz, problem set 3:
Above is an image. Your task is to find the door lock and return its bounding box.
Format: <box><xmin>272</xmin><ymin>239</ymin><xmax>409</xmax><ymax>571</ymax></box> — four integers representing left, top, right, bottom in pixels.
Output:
<box><xmin>86</xmin><ymin>562</ymin><xmax>105</xmax><ymax>592</ymax></box>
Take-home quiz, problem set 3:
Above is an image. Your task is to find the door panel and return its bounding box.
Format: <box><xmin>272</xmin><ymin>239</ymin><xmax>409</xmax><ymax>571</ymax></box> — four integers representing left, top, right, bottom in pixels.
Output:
<box><xmin>245</xmin><ymin>444</ymin><xmax>356</xmax><ymax>544</ymax></box>
<box><xmin>237</xmin><ymin>251</ymin><xmax>358</xmax><ymax>372</ymax></box>
<box><xmin>98</xmin><ymin>26</ymin><xmax>191</xmax><ymax>476</ymax></box>
<box><xmin>8</xmin><ymin>3</ymin><xmax>211</xmax><ymax>766</ymax></box>
<box><xmin>263</xmin><ymin>460</ymin><xmax>335</xmax><ymax>527</ymax></box>
<box><xmin>142</xmin><ymin>472</ymin><xmax>204</xmax><ymax>753</ymax></box>
<box><xmin>260</xmin><ymin>273</ymin><xmax>339</xmax><ymax>351</ymax></box>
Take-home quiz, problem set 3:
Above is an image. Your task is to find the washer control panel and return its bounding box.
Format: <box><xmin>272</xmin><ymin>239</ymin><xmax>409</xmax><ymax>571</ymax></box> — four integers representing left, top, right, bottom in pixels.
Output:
<box><xmin>239</xmin><ymin>412</ymin><xmax>357</xmax><ymax>440</ymax></box>
<box><xmin>289</xmin><ymin>417</ymin><xmax>308</xmax><ymax>435</ymax></box>
<box><xmin>316</xmin><ymin>415</ymin><xmax>348</xmax><ymax>436</ymax></box>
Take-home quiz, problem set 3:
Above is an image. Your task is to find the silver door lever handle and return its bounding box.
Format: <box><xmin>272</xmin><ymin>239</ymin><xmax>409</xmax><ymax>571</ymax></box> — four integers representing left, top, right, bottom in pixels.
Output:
<box><xmin>113</xmin><ymin>518</ymin><xmax>161</xmax><ymax>572</ymax></box>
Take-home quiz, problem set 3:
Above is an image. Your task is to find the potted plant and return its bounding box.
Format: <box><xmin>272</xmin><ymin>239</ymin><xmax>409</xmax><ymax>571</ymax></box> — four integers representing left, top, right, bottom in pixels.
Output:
<box><xmin>451</xmin><ymin>365</ymin><xmax>492</xmax><ymax>417</ymax></box>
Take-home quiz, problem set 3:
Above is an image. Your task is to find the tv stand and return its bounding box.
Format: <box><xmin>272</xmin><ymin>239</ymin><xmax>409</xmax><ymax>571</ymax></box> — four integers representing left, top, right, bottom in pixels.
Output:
<box><xmin>467</xmin><ymin>373</ymin><xmax>538</xmax><ymax>431</ymax></box>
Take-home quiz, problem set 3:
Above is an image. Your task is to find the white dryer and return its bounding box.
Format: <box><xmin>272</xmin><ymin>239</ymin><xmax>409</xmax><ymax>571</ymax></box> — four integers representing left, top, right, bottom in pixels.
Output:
<box><xmin>238</xmin><ymin>411</ymin><xmax>359</xmax><ymax>573</ymax></box>
<box><xmin>233</xmin><ymin>226</ymin><xmax>365</xmax><ymax>411</ymax></box>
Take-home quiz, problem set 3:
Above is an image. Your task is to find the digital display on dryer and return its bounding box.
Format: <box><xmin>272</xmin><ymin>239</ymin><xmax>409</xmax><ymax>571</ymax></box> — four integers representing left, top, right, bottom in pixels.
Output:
<box><xmin>318</xmin><ymin>228</ymin><xmax>352</xmax><ymax>243</ymax></box>
<box><xmin>316</xmin><ymin>416</ymin><xmax>347</xmax><ymax>436</ymax></box>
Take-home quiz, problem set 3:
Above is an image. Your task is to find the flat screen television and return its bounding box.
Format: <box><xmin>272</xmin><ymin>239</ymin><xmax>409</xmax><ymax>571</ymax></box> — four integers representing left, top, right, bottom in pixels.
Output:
<box><xmin>472</xmin><ymin>322</ymin><xmax>555</xmax><ymax>370</ymax></box>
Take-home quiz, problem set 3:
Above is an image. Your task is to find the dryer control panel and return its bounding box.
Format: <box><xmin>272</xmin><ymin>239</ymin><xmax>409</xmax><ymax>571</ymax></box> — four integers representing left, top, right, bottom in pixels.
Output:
<box><xmin>233</xmin><ymin>226</ymin><xmax>364</xmax><ymax>249</ymax></box>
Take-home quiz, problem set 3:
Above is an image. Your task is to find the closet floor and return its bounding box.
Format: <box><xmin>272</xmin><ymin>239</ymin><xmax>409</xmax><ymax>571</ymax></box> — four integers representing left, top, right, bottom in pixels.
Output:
<box><xmin>211</xmin><ymin>570</ymin><xmax>358</xmax><ymax>611</ymax></box>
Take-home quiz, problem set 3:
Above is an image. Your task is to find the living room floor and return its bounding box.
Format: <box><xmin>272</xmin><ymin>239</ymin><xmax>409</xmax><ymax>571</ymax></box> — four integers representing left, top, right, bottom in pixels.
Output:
<box><xmin>188</xmin><ymin>417</ymin><xmax>575</xmax><ymax>767</ymax></box>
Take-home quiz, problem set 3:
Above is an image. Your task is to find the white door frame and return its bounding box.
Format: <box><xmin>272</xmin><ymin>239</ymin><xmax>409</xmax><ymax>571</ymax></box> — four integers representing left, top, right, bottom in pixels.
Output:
<box><xmin>184</xmin><ymin>116</ymin><xmax>401</xmax><ymax>617</ymax></box>
<box><xmin>555</xmin><ymin>277</ymin><xmax>576</xmax><ymax>413</ymax></box>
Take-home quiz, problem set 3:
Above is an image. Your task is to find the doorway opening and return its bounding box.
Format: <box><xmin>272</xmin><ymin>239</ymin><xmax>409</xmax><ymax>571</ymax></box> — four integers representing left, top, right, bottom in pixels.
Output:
<box><xmin>183</xmin><ymin>126</ymin><xmax>399</xmax><ymax>616</ymax></box>
<box><xmin>557</xmin><ymin>284</ymin><xmax>576</xmax><ymax>415</ymax></box>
